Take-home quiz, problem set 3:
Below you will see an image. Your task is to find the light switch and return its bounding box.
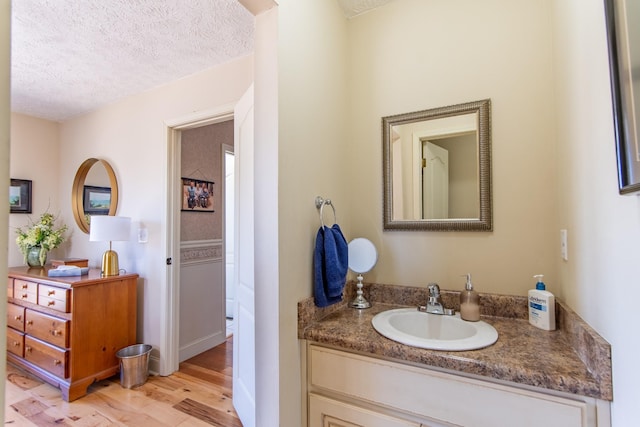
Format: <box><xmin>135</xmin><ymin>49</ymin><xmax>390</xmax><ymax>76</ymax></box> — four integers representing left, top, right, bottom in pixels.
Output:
<box><xmin>138</xmin><ymin>227</ymin><xmax>148</xmax><ymax>244</ymax></box>
<box><xmin>560</xmin><ymin>229</ymin><xmax>568</xmax><ymax>261</ymax></box>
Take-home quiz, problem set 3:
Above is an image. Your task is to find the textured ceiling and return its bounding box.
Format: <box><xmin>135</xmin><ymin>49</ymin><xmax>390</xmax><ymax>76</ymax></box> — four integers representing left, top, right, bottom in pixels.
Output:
<box><xmin>11</xmin><ymin>0</ymin><xmax>393</xmax><ymax>123</ymax></box>
<box><xmin>337</xmin><ymin>0</ymin><xmax>396</xmax><ymax>18</ymax></box>
<box><xmin>11</xmin><ymin>0</ymin><xmax>255</xmax><ymax>122</ymax></box>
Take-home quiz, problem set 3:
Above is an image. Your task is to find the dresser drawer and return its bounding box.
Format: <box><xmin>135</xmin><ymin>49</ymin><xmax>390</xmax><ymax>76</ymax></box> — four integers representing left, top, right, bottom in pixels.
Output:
<box><xmin>25</xmin><ymin>309</ymin><xmax>70</xmax><ymax>348</ymax></box>
<box><xmin>6</xmin><ymin>327</ymin><xmax>24</xmax><ymax>357</ymax></box>
<box><xmin>38</xmin><ymin>285</ymin><xmax>70</xmax><ymax>313</ymax></box>
<box><xmin>24</xmin><ymin>336</ymin><xmax>68</xmax><ymax>378</ymax></box>
<box><xmin>7</xmin><ymin>303</ymin><xmax>25</xmax><ymax>331</ymax></box>
<box><xmin>7</xmin><ymin>278</ymin><xmax>13</xmax><ymax>298</ymax></box>
<box><xmin>14</xmin><ymin>279</ymin><xmax>37</xmax><ymax>304</ymax></box>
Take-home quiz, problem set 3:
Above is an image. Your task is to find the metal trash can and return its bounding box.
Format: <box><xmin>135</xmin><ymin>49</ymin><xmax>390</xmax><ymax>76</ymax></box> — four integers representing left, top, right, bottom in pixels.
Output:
<box><xmin>116</xmin><ymin>344</ymin><xmax>152</xmax><ymax>388</ymax></box>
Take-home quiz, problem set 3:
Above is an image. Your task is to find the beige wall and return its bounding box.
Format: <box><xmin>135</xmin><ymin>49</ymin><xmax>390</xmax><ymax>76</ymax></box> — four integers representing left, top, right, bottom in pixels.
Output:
<box><xmin>553</xmin><ymin>0</ymin><xmax>640</xmax><ymax>423</ymax></box>
<box><xmin>346</xmin><ymin>0</ymin><xmax>557</xmax><ymax>296</ymax></box>
<box><xmin>9</xmin><ymin>113</ymin><xmax>62</xmax><ymax>267</ymax></box>
<box><xmin>277</xmin><ymin>0</ymin><xmax>350</xmax><ymax>425</ymax></box>
<box><xmin>252</xmin><ymin>6</ymin><xmax>280</xmax><ymax>424</ymax></box>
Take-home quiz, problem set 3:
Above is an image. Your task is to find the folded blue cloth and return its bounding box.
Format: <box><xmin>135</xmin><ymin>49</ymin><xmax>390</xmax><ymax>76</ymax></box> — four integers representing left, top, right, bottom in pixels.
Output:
<box><xmin>314</xmin><ymin>224</ymin><xmax>348</xmax><ymax>307</ymax></box>
<box><xmin>48</xmin><ymin>266</ymin><xmax>90</xmax><ymax>277</ymax></box>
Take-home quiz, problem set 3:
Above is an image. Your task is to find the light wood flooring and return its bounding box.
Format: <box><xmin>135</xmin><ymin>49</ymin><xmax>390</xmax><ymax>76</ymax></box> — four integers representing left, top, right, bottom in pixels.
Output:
<box><xmin>4</xmin><ymin>336</ymin><xmax>242</xmax><ymax>426</ymax></box>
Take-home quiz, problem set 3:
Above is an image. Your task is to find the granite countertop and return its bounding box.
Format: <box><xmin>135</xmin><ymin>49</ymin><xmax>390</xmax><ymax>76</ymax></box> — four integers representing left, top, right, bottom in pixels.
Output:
<box><xmin>298</xmin><ymin>282</ymin><xmax>612</xmax><ymax>401</ymax></box>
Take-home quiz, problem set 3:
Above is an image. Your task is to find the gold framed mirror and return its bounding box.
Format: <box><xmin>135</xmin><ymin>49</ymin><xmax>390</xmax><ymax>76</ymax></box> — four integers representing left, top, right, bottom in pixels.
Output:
<box><xmin>71</xmin><ymin>158</ymin><xmax>119</xmax><ymax>234</ymax></box>
<box><xmin>382</xmin><ymin>99</ymin><xmax>492</xmax><ymax>231</ymax></box>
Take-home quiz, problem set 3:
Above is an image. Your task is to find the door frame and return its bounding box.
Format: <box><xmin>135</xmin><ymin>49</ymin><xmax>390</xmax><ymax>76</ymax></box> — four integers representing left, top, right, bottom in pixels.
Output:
<box><xmin>163</xmin><ymin>105</ymin><xmax>235</xmax><ymax>374</ymax></box>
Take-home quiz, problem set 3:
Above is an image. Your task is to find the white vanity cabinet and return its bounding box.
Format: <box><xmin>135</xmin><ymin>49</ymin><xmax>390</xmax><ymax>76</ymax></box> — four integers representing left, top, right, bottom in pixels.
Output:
<box><xmin>306</xmin><ymin>344</ymin><xmax>609</xmax><ymax>427</ymax></box>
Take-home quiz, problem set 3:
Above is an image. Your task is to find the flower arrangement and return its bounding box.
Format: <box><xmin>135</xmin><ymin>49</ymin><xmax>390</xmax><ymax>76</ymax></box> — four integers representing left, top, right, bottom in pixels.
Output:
<box><xmin>15</xmin><ymin>212</ymin><xmax>68</xmax><ymax>266</ymax></box>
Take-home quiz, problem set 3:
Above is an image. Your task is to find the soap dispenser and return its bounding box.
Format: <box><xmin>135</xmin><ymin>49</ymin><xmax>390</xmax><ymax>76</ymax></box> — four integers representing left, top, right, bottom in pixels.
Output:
<box><xmin>460</xmin><ymin>274</ymin><xmax>480</xmax><ymax>322</ymax></box>
<box><xmin>528</xmin><ymin>275</ymin><xmax>556</xmax><ymax>331</ymax></box>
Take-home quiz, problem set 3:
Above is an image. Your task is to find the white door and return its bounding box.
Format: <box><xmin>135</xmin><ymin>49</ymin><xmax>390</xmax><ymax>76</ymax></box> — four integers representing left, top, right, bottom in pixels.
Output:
<box><xmin>224</xmin><ymin>148</ymin><xmax>235</xmax><ymax>320</ymax></box>
<box><xmin>232</xmin><ymin>84</ymin><xmax>256</xmax><ymax>426</ymax></box>
<box><xmin>423</xmin><ymin>142</ymin><xmax>449</xmax><ymax>219</ymax></box>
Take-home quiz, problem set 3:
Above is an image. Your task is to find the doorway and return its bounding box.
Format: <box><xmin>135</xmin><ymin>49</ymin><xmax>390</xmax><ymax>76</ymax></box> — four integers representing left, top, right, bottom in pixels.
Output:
<box><xmin>178</xmin><ymin>120</ymin><xmax>233</xmax><ymax>362</ymax></box>
<box><xmin>164</xmin><ymin>107</ymin><xmax>235</xmax><ymax>375</ymax></box>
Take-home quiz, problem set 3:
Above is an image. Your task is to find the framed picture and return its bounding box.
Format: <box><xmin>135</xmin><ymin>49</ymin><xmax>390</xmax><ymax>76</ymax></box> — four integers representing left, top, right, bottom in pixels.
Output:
<box><xmin>604</xmin><ymin>0</ymin><xmax>640</xmax><ymax>194</ymax></box>
<box><xmin>9</xmin><ymin>179</ymin><xmax>32</xmax><ymax>214</ymax></box>
<box><xmin>83</xmin><ymin>185</ymin><xmax>111</xmax><ymax>215</ymax></box>
<box><xmin>181</xmin><ymin>177</ymin><xmax>214</xmax><ymax>212</ymax></box>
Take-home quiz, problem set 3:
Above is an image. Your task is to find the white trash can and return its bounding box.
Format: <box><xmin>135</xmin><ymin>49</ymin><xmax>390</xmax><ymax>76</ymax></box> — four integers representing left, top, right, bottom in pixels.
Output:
<box><xmin>116</xmin><ymin>344</ymin><xmax>152</xmax><ymax>388</ymax></box>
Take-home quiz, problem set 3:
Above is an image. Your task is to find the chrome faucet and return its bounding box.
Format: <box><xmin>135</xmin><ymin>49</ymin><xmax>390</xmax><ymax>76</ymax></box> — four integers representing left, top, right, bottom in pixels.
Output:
<box><xmin>418</xmin><ymin>283</ymin><xmax>453</xmax><ymax>315</ymax></box>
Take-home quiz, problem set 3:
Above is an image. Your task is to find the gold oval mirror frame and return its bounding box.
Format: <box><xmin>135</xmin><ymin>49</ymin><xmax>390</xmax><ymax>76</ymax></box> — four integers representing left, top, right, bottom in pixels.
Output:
<box><xmin>71</xmin><ymin>158</ymin><xmax>119</xmax><ymax>234</ymax></box>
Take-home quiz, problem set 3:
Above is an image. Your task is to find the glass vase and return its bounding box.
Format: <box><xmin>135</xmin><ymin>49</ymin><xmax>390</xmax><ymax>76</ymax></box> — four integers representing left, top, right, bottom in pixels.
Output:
<box><xmin>26</xmin><ymin>246</ymin><xmax>47</xmax><ymax>267</ymax></box>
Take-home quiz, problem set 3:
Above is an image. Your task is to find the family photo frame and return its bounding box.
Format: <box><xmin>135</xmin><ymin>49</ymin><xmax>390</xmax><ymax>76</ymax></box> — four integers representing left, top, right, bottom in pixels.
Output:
<box><xmin>181</xmin><ymin>177</ymin><xmax>215</xmax><ymax>212</ymax></box>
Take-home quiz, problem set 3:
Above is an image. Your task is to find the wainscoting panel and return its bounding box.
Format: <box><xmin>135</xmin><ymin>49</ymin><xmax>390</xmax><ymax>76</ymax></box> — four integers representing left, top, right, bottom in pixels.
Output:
<box><xmin>179</xmin><ymin>239</ymin><xmax>226</xmax><ymax>362</ymax></box>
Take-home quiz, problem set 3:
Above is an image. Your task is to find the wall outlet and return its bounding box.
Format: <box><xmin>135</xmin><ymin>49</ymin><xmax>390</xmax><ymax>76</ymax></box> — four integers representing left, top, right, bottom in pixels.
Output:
<box><xmin>560</xmin><ymin>229</ymin><xmax>568</xmax><ymax>261</ymax></box>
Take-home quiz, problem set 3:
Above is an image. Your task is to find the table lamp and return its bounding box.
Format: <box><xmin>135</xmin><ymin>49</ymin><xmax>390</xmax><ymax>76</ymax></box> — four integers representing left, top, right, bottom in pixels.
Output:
<box><xmin>89</xmin><ymin>216</ymin><xmax>131</xmax><ymax>276</ymax></box>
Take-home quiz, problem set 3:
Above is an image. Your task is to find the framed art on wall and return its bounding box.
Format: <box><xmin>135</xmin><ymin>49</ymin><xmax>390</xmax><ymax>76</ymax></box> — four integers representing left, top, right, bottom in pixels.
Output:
<box><xmin>604</xmin><ymin>0</ymin><xmax>640</xmax><ymax>194</ymax></box>
<box><xmin>181</xmin><ymin>177</ymin><xmax>214</xmax><ymax>212</ymax></box>
<box><xmin>83</xmin><ymin>185</ymin><xmax>111</xmax><ymax>215</ymax></box>
<box><xmin>9</xmin><ymin>179</ymin><xmax>32</xmax><ymax>214</ymax></box>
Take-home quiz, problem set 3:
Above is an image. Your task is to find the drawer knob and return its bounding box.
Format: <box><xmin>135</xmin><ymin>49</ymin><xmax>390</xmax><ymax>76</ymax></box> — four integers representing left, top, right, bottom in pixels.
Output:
<box><xmin>26</xmin><ymin>320</ymin><xmax>33</xmax><ymax>326</ymax></box>
<box><xmin>21</xmin><ymin>294</ymin><xmax>28</xmax><ymax>299</ymax></box>
<box><xmin>25</xmin><ymin>346</ymin><xmax>32</xmax><ymax>353</ymax></box>
<box><xmin>21</xmin><ymin>284</ymin><xmax>28</xmax><ymax>289</ymax></box>
<box><xmin>47</xmin><ymin>290</ymin><xmax>55</xmax><ymax>296</ymax></box>
<box><xmin>47</xmin><ymin>301</ymin><xmax>55</xmax><ymax>306</ymax></box>
<box><xmin>52</xmin><ymin>330</ymin><xmax>61</xmax><ymax>336</ymax></box>
<box><xmin>14</xmin><ymin>315</ymin><xmax>22</xmax><ymax>321</ymax></box>
<box><xmin>12</xmin><ymin>341</ymin><xmax>20</xmax><ymax>347</ymax></box>
<box><xmin>53</xmin><ymin>360</ymin><xmax>61</xmax><ymax>366</ymax></box>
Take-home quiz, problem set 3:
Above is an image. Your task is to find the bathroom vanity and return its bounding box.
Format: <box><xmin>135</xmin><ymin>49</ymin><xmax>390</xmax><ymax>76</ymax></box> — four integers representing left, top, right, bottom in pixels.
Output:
<box><xmin>299</xmin><ymin>283</ymin><xmax>612</xmax><ymax>427</ymax></box>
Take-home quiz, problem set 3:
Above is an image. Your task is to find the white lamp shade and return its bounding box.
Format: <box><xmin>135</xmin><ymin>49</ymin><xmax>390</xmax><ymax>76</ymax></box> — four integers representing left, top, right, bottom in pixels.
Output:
<box><xmin>89</xmin><ymin>216</ymin><xmax>131</xmax><ymax>242</ymax></box>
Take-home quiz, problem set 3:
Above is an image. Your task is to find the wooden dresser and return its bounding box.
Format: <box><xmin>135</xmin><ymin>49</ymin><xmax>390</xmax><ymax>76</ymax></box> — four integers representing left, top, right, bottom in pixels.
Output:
<box><xmin>6</xmin><ymin>266</ymin><xmax>138</xmax><ymax>401</ymax></box>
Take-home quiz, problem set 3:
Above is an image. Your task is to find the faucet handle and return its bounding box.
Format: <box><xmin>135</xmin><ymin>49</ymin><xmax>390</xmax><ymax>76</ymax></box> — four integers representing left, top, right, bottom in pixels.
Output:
<box><xmin>428</xmin><ymin>283</ymin><xmax>440</xmax><ymax>297</ymax></box>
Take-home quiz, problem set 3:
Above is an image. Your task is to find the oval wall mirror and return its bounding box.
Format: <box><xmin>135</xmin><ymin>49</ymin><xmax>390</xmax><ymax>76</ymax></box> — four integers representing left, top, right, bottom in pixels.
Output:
<box><xmin>382</xmin><ymin>99</ymin><xmax>492</xmax><ymax>231</ymax></box>
<box><xmin>71</xmin><ymin>158</ymin><xmax>119</xmax><ymax>234</ymax></box>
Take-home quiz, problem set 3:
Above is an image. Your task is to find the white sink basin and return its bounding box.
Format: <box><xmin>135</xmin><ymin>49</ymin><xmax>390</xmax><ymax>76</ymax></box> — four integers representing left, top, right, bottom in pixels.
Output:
<box><xmin>371</xmin><ymin>308</ymin><xmax>498</xmax><ymax>351</ymax></box>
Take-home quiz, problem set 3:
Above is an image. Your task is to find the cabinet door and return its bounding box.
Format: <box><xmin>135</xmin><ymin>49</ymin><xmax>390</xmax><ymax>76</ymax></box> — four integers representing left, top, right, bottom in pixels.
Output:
<box><xmin>309</xmin><ymin>394</ymin><xmax>419</xmax><ymax>427</ymax></box>
<box><xmin>310</xmin><ymin>345</ymin><xmax>593</xmax><ymax>427</ymax></box>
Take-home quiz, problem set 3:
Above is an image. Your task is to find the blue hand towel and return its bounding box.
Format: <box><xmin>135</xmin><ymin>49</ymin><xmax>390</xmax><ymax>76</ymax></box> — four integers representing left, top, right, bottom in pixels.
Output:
<box><xmin>314</xmin><ymin>224</ymin><xmax>348</xmax><ymax>307</ymax></box>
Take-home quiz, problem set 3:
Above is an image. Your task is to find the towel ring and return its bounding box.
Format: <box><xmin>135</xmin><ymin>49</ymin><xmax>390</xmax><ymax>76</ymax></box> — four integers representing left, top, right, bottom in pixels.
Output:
<box><xmin>315</xmin><ymin>196</ymin><xmax>337</xmax><ymax>228</ymax></box>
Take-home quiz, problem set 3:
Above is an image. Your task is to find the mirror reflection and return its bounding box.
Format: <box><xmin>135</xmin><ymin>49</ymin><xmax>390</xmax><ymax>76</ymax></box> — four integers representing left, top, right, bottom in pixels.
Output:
<box><xmin>383</xmin><ymin>99</ymin><xmax>492</xmax><ymax>231</ymax></box>
<box><xmin>71</xmin><ymin>158</ymin><xmax>119</xmax><ymax>234</ymax></box>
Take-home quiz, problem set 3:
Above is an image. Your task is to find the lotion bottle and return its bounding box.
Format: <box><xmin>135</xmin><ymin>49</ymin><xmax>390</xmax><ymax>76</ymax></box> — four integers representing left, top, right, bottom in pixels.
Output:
<box><xmin>459</xmin><ymin>274</ymin><xmax>480</xmax><ymax>321</ymax></box>
<box><xmin>528</xmin><ymin>275</ymin><xmax>556</xmax><ymax>331</ymax></box>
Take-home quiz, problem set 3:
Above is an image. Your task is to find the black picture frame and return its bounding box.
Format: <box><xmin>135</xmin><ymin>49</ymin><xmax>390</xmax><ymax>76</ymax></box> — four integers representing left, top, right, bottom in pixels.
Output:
<box><xmin>604</xmin><ymin>0</ymin><xmax>640</xmax><ymax>194</ymax></box>
<box><xmin>181</xmin><ymin>177</ymin><xmax>215</xmax><ymax>212</ymax></box>
<box><xmin>9</xmin><ymin>179</ymin><xmax>32</xmax><ymax>214</ymax></box>
<box><xmin>83</xmin><ymin>185</ymin><xmax>111</xmax><ymax>215</ymax></box>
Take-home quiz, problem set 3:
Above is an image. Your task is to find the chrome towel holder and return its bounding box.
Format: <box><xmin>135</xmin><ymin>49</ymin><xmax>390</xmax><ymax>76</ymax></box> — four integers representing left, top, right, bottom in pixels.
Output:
<box><xmin>315</xmin><ymin>196</ymin><xmax>337</xmax><ymax>228</ymax></box>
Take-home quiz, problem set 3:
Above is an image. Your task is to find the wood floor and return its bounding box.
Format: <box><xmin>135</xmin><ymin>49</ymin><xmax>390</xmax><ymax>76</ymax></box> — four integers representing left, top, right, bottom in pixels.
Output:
<box><xmin>4</xmin><ymin>336</ymin><xmax>242</xmax><ymax>426</ymax></box>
